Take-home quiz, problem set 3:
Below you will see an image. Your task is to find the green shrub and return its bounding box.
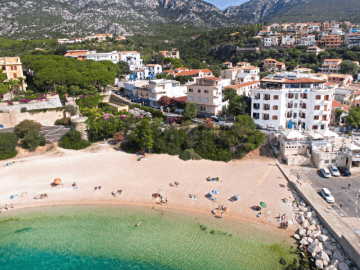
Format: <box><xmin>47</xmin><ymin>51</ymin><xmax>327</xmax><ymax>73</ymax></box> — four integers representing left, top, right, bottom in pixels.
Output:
<box><xmin>55</xmin><ymin>117</ymin><xmax>72</xmax><ymax>126</ymax></box>
<box><xmin>0</xmin><ymin>132</ymin><xmax>18</xmax><ymax>160</ymax></box>
<box><xmin>280</xmin><ymin>258</ymin><xmax>287</xmax><ymax>265</ymax></box>
<box><xmin>179</xmin><ymin>148</ymin><xmax>202</xmax><ymax>161</ymax></box>
<box><xmin>59</xmin><ymin>130</ymin><xmax>90</xmax><ymax>150</ymax></box>
<box><xmin>21</xmin><ymin>129</ymin><xmax>45</xmax><ymax>151</ymax></box>
<box><xmin>15</xmin><ymin>120</ymin><xmax>42</xmax><ymax>138</ymax></box>
<box><xmin>20</xmin><ymin>107</ymin><xmax>27</xmax><ymax>113</ymax></box>
<box><xmin>64</xmin><ymin>105</ymin><xmax>77</xmax><ymax>116</ymax></box>
<box><xmin>28</xmin><ymin>107</ymin><xmax>65</xmax><ymax>114</ymax></box>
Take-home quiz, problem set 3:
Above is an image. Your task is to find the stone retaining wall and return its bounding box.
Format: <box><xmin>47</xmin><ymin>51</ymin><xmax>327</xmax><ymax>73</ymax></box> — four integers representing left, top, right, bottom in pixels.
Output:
<box><xmin>0</xmin><ymin>96</ymin><xmax>62</xmax><ymax>112</ymax></box>
<box><xmin>277</xmin><ymin>163</ymin><xmax>360</xmax><ymax>269</ymax></box>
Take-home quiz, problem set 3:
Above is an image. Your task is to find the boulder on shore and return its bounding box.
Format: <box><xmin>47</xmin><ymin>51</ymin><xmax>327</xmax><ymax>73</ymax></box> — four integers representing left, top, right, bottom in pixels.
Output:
<box><xmin>332</xmin><ymin>250</ymin><xmax>345</xmax><ymax>262</ymax></box>
<box><xmin>316</xmin><ymin>259</ymin><xmax>324</xmax><ymax>269</ymax></box>
<box><xmin>338</xmin><ymin>262</ymin><xmax>349</xmax><ymax>270</ymax></box>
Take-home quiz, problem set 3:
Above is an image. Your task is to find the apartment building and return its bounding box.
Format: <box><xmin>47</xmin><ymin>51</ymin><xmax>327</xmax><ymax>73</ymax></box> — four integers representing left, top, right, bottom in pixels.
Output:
<box><xmin>159</xmin><ymin>49</ymin><xmax>180</xmax><ymax>59</ymax></box>
<box><xmin>344</xmin><ymin>34</ymin><xmax>360</xmax><ymax>47</ymax></box>
<box><xmin>328</xmin><ymin>74</ymin><xmax>354</xmax><ymax>86</ymax></box>
<box><xmin>320</xmin><ymin>35</ymin><xmax>342</xmax><ymax>48</ymax></box>
<box><xmin>300</xmin><ymin>35</ymin><xmax>316</xmax><ymax>46</ymax></box>
<box><xmin>86</xmin><ymin>51</ymin><xmax>119</xmax><ymax>64</ymax></box>
<box><xmin>119</xmin><ymin>51</ymin><xmax>143</xmax><ymax>71</ymax></box>
<box><xmin>221</xmin><ymin>65</ymin><xmax>260</xmax><ymax>83</ymax></box>
<box><xmin>95</xmin><ymin>34</ymin><xmax>113</xmax><ymax>42</ymax></box>
<box><xmin>64</xmin><ymin>50</ymin><xmax>89</xmax><ymax>60</ymax></box>
<box><xmin>131</xmin><ymin>64</ymin><xmax>162</xmax><ymax>80</ymax></box>
<box><xmin>187</xmin><ymin>77</ymin><xmax>228</xmax><ymax>116</ymax></box>
<box><xmin>319</xmin><ymin>59</ymin><xmax>343</xmax><ymax>74</ymax></box>
<box><xmin>132</xmin><ymin>79</ymin><xmax>186</xmax><ymax>107</ymax></box>
<box><xmin>115</xmin><ymin>36</ymin><xmax>126</xmax><ymax>41</ymax></box>
<box><xmin>263</xmin><ymin>34</ymin><xmax>282</xmax><ymax>47</ymax></box>
<box><xmin>0</xmin><ymin>57</ymin><xmax>27</xmax><ymax>90</ymax></box>
<box><xmin>306</xmin><ymin>46</ymin><xmax>325</xmax><ymax>55</ymax></box>
<box><xmin>264</xmin><ymin>59</ymin><xmax>286</xmax><ymax>71</ymax></box>
<box><xmin>281</xmin><ymin>34</ymin><xmax>296</xmax><ymax>45</ymax></box>
<box><xmin>224</xmin><ymin>81</ymin><xmax>260</xmax><ymax>97</ymax></box>
<box><xmin>251</xmin><ymin>73</ymin><xmax>333</xmax><ymax>130</ymax></box>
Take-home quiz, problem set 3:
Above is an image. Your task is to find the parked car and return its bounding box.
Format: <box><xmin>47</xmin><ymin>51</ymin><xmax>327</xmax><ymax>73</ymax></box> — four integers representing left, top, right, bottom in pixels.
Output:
<box><xmin>338</xmin><ymin>167</ymin><xmax>351</xmax><ymax>176</ymax></box>
<box><xmin>211</xmin><ymin>116</ymin><xmax>219</xmax><ymax>122</ymax></box>
<box><xmin>320</xmin><ymin>188</ymin><xmax>335</xmax><ymax>203</ymax></box>
<box><xmin>256</xmin><ymin>124</ymin><xmax>263</xmax><ymax>130</ymax></box>
<box><xmin>329</xmin><ymin>165</ymin><xmax>340</xmax><ymax>177</ymax></box>
<box><xmin>320</xmin><ymin>168</ymin><xmax>331</xmax><ymax>178</ymax></box>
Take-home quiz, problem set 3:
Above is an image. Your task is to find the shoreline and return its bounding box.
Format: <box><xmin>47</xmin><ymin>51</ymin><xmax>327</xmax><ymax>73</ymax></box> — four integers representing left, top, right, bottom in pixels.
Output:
<box><xmin>1</xmin><ymin>199</ymin><xmax>296</xmax><ymax>237</ymax></box>
<box><xmin>1</xmin><ymin>144</ymin><xmax>299</xmax><ymax>244</ymax></box>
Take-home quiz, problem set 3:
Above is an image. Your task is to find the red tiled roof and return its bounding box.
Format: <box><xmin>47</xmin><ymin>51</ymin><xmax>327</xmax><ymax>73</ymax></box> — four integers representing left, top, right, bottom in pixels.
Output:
<box><xmin>224</xmin><ymin>81</ymin><xmax>260</xmax><ymax>89</ymax></box>
<box><xmin>324</xmin><ymin>59</ymin><xmax>341</xmax><ymax>62</ymax></box>
<box><xmin>332</xmin><ymin>100</ymin><xmax>344</xmax><ymax>108</ymax></box>
<box><xmin>283</xmin><ymin>78</ymin><xmax>326</xmax><ymax>84</ymax></box>
<box><xmin>200</xmin><ymin>69</ymin><xmax>212</xmax><ymax>73</ymax></box>
<box><xmin>171</xmin><ymin>96</ymin><xmax>187</xmax><ymax>104</ymax></box>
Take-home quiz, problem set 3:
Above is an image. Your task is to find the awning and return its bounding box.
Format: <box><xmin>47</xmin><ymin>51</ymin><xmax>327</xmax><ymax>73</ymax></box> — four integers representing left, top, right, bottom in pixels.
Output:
<box><xmin>281</xmin><ymin>130</ymin><xmax>306</xmax><ymax>140</ymax></box>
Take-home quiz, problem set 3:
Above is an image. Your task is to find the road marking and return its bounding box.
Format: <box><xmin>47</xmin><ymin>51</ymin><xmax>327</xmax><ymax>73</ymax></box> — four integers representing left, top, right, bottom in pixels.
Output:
<box><xmin>256</xmin><ymin>165</ymin><xmax>274</xmax><ymax>186</ymax></box>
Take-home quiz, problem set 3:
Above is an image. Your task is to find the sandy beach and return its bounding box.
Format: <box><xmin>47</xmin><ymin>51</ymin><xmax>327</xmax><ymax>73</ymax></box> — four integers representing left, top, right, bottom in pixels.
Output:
<box><xmin>0</xmin><ymin>143</ymin><xmax>298</xmax><ymax>236</ymax></box>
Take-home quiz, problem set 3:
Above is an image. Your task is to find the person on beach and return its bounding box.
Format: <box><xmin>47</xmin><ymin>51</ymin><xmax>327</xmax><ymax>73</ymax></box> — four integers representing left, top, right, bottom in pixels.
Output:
<box><xmin>165</xmin><ymin>197</ymin><xmax>168</xmax><ymax>203</ymax></box>
<box><xmin>212</xmin><ymin>209</ymin><xmax>216</xmax><ymax>215</ymax></box>
<box><xmin>72</xmin><ymin>182</ymin><xmax>77</xmax><ymax>187</ymax></box>
<box><xmin>10</xmin><ymin>204</ymin><xmax>14</xmax><ymax>208</ymax></box>
<box><xmin>98</xmin><ymin>186</ymin><xmax>102</xmax><ymax>190</ymax></box>
<box><xmin>348</xmin><ymin>183</ymin><xmax>351</xmax><ymax>189</ymax></box>
<box><xmin>117</xmin><ymin>190</ymin><xmax>122</xmax><ymax>194</ymax></box>
<box><xmin>4</xmin><ymin>204</ymin><xmax>8</xmax><ymax>210</ymax></box>
<box><xmin>94</xmin><ymin>187</ymin><xmax>98</xmax><ymax>191</ymax></box>
<box><xmin>111</xmin><ymin>191</ymin><xmax>117</xmax><ymax>197</ymax></box>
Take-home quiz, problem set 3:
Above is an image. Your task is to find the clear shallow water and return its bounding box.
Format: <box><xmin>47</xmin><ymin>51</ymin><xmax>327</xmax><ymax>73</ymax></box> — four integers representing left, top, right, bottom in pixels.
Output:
<box><xmin>0</xmin><ymin>205</ymin><xmax>297</xmax><ymax>269</ymax></box>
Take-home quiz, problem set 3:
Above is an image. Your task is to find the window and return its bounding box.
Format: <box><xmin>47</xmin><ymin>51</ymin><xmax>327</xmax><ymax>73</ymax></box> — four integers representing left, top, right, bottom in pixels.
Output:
<box><xmin>272</xmin><ymin>115</ymin><xmax>278</xmax><ymax>120</ymax></box>
<box><xmin>263</xmin><ymin>104</ymin><xmax>270</xmax><ymax>110</ymax></box>
<box><xmin>206</xmin><ymin>107</ymin><xmax>210</xmax><ymax>112</ymax></box>
<box><xmin>198</xmin><ymin>97</ymin><xmax>201</xmax><ymax>102</ymax></box>
<box><xmin>204</xmin><ymin>98</ymin><xmax>209</xmax><ymax>103</ymax></box>
<box><xmin>325</xmin><ymin>160</ymin><xmax>330</xmax><ymax>164</ymax></box>
<box><xmin>312</xmin><ymin>125</ymin><xmax>318</xmax><ymax>130</ymax></box>
<box><xmin>314</xmin><ymin>105</ymin><xmax>320</xmax><ymax>110</ymax></box>
<box><xmin>253</xmin><ymin>113</ymin><xmax>260</xmax><ymax>119</ymax></box>
<box><xmin>263</xmin><ymin>114</ymin><xmax>269</xmax><ymax>120</ymax></box>
<box><xmin>204</xmin><ymin>90</ymin><xmax>209</xmax><ymax>94</ymax></box>
<box><xmin>264</xmin><ymin>94</ymin><xmax>270</xmax><ymax>100</ymax></box>
<box><xmin>302</xmin><ymin>103</ymin><xmax>306</xmax><ymax>109</ymax></box>
<box><xmin>13</xmin><ymin>73</ymin><xmax>17</xmax><ymax>78</ymax></box>
<box><xmin>273</xmin><ymin>95</ymin><xmax>279</xmax><ymax>100</ymax></box>
<box><xmin>189</xmin><ymin>96</ymin><xmax>193</xmax><ymax>101</ymax></box>
<box><xmin>14</xmin><ymin>66</ymin><xmax>17</xmax><ymax>70</ymax></box>
<box><xmin>316</xmin><ymin>95</ymin><xmax>321</xmax><ymax>100</ymax></box>
<box><xmin>324</xmin><ymin>95</ymin><xmax>329</xmax><ymax>101</ymax></box>
<box><xmin>273</xmin><ymin>105</ymin><xmax>278</xmax><ymax>110</ymax></box>
<box><xmin>198</xmin><ymin>89</ymin><xmax>201</xmax><ymax>93</ymax></box>
<box><xmin>322</xmin><ymin>115</ymin><xmax>327</xmax><ymax>121</ymax></box>
<box><xmin>189</xmin><ymin>88</ymin><xmax>193</xmax><ymax>92</ymax></box>
<box><xmin>314</xmin><ymin>115</ymin><xmax>319</xmax><ymax>120</ymax></box>
<box><xmin>10</xmin><ymin>66</ymin><xmax>14</xmax><ymax>71</ymax></box>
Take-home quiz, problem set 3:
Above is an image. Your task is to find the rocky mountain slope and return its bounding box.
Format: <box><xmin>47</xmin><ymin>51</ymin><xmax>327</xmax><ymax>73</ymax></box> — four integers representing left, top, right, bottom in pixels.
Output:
<box><xmin>0</xmin><ymin>0</ymin><xmax>359</xmax><ymax>39</ymax></box>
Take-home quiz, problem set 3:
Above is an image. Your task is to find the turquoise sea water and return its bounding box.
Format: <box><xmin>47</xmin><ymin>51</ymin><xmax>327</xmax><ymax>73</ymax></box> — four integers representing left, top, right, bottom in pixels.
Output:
<box><xmin>0</xmin><ymin>205</ymin><xmax>297</xmax><ymax>269</ymax></box>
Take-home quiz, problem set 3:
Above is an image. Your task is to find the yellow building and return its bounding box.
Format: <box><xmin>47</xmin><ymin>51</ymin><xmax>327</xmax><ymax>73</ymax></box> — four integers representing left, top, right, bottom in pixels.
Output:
<box><xmin>0</xmin><ymin>57</ymin><xmax>27</xmax><ymax>90</ymax></box>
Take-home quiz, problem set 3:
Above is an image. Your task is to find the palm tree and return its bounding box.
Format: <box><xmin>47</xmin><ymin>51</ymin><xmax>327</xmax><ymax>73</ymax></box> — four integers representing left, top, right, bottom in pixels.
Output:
<box><xmin>17</xmin><ymin>77</ymin><xmax>24</xmax><ymax>92</ymax></box>
<box><xmin>7</xmin><ymin>79</ymin><xmax>19</xmax><ymax>99</ymax></box>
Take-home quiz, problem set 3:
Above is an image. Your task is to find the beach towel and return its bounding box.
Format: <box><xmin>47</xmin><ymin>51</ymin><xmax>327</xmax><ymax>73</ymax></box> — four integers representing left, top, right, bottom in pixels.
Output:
<box><xmin>142</xmin><ymin>159</ymin><xmax>148</xmax><ymax>161</ymax></box>
<box><xmin>7</xmin><ymin>163</ymin><xmax>11</xmax><ymax>166</ymax></box>
<box><xmin>10</xmin><ymin>195</ymin><xmax>14</xmax><ymax>200</ymax></box>
<box><xmin>210</xmin><ymin>197</ymin><xmax>215</xmax><ymax>201</ymax></box>
<box><xmin>73</xmin><ymin>186</ymin><xmax>78</xmax><ymax>189</ymax></box>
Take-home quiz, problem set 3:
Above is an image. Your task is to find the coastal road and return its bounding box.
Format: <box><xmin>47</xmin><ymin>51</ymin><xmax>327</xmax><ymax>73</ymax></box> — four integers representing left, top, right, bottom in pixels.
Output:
<box><xmin>297</xmin><ymin>166</ymin><xmax>360</xmax><ymax>233</ymax></box>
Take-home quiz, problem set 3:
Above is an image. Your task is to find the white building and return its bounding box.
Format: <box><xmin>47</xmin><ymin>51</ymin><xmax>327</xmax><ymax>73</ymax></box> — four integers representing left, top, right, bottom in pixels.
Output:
<box><xmin>300</xmin><ymin>35</ymin><xmax>316</xmax><ymax>46</ymax></box>
<box><xmin>86</xmin><ymin>51</ymin><xmax>119</xmax><ymax>64</ymax></box>
<box><xmin>133</xmin><ymin>79</ymin><xmax>187</xmax><ymax>107</ymax></box>
<box><xmin>131</xmin><ymin>64</ymin><xmax>163</xmax><ymax>80</ymax></box>
<box><xmin>119</xmin><ymin>51</ymin><xmax>143</xmax><ymax>71</ymax></box>
<box><xmin>251</xmin><ymin>73</ymin><xmax>334</xmax><ymax>130</ymax></box>
<box><xmin>221</xmin><ymin>66</ymin><xmax>260</xmax><ymax>84</ymax></box>
<box><xmin>306</xmin><ymin>46</ymin><xmax>325</xmax><ymax>55</ymax></box>
<box><xmin>282</xmin><ymin>34</ymin><xmax>296</xmax><ymax>45</ymax></box>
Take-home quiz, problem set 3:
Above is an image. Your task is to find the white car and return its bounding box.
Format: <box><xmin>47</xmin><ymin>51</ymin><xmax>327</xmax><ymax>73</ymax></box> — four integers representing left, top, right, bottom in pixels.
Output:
<box><xmin>320</xmin><ymin>188</ymin><xmax>335</xmax><ymax>203</ymax></box>
<box><xmin>329</xmin><ymin>165</ymin><xmax>340</xmax><ymax>177</ymax></box>
<box><xmin>320</xmin><ymin>168</ymin><xmax>331</xmax><ymax>178</ymax></box>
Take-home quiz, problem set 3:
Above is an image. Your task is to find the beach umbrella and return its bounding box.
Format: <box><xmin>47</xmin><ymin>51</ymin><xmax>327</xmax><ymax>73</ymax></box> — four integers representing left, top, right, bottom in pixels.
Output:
<box><xmin>212</xmin><ymin>190</ymin><xmax>218</xmax><ymax>194</ymax></box>
<box><xmin>235</xmin><ymin>195</ymin><xmax>241</xmax><ymax>199</ymax></box>
<box><xmin>54</xmin><ymin>178</ymin><xmax>61</xmax><ymax>185</ymax></box>
<box><xmin>260</xmin><ymin>202</ymin><xmax>267</xmax><ymax>208</ymax></box>
<box><xmin>158</xmin><ymin>189</ymin><xmax>164</xmax><ymax>195</ymax></box>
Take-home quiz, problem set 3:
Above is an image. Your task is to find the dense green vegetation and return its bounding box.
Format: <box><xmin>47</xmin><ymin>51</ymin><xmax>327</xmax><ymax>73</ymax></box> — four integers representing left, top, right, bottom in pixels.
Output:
<box><xmin>21</xmin><ymin>55</ymin><xmax>118</xmax><ymax>96</ymax></box>
<box><xmin>15</xmin><ymin>120</ymin><xmax>42</xmax><ymax>138</ymax></box>
<box><xmin>346</xmin><ymin>107</ymin><xmax>360</xmax><ymax>127</ymax></box>
<box><xmin>0</xmin><ymin>132</ymin><xmax>19</xmax><ymax>160</ymax></box>
<box><xmin>122</xmin><ymin>115</ymin><xmax>265</xmax><ymax>162</ymax></box>
<box><xmin>59</xmin><ymin>130</ymin><xmax>90</xmax><ymax>150</ymax></box>
<box><xmin>21</xmin><ymin>129</ymin><xmax>45</xmax><ymax>151</ymax></box>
